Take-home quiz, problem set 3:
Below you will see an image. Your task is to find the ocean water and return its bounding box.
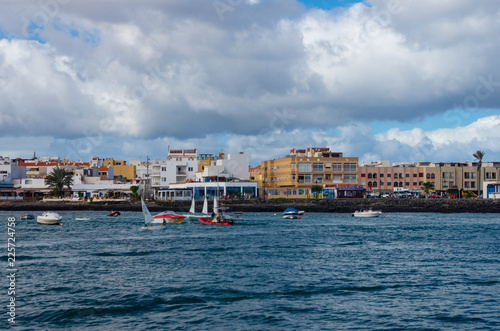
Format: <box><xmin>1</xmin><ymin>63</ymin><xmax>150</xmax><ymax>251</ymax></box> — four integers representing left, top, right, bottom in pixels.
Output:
<box><xmin>2</xmin><ymin>211</ymin><xmax>500</xmax><ymax>330</ymax></box>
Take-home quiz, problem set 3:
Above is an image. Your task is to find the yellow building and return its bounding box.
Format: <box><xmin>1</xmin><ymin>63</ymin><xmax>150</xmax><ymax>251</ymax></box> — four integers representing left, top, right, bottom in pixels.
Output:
<box><xmin>261</xmin><ymin>148</ymin><xmax>359</xmax><ymax>198</ymax></box>
<box><xmin>104</xmin><ymin>159</ymin><xmax>135</xmax><ymax>181</ymax></box>
<box><xmin>197</xmin><ymin>153</ymin><xmax>224</xmax><ymax>172</ymax></box>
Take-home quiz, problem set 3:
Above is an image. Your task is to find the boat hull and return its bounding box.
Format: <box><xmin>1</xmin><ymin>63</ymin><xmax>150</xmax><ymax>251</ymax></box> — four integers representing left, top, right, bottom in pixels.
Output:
<box><xmin>37</xmin><ymin>217</ymin><xmax>61</xmax><ymax>225</ymax></box>
<box><xmin>282</xmin><ymin>214</ymin><xmax>298</xmax><ymax>219</ymax></box>
<box><xmin>352</xmin><ymin>211</ymin><xmax>382</xmax><ymax>218</ymax></box>
<box><xmin>37</xmin><ymin>212</ymin><xmax>62</xmax><ymax>225</ymax></box>
<box><xmin>198</xmin><ymin>217</ymin><xmax>234</xmax><ymax>226</ymax></box>
<box><xmin>152</xmin><ymin>216</ymin><xmax>185</xmax><ymax>224</ymax></box>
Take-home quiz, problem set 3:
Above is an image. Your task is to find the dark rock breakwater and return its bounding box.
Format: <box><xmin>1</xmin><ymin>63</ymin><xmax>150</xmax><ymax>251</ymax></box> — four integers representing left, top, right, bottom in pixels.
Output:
<box><xmin>1</xmin><ymin>198</ymin><xmax>500</xmax><ymax>213</ymax></box>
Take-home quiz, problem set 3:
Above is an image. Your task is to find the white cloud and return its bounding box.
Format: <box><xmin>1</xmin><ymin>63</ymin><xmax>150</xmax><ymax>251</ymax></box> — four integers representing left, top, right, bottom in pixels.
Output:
<box><xmin>0</xmin><ymin>0</ymin><xmax>499</xmax><ymax>163</ymax></box>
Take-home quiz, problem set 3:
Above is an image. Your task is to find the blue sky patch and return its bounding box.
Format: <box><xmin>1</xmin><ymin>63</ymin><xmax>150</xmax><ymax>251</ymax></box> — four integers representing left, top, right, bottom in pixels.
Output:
<box><xmin>298</xmin><ymin>0</ymin><xmax>365</xmax><ymax>10</ymax></box>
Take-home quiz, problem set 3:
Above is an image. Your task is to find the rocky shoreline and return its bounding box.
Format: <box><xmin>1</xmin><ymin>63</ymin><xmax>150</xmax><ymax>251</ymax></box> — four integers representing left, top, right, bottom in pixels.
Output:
<box><xmin>1</xmin><ymin>198</ymin><xmax>500</xmax><ymax>213</ymax></box>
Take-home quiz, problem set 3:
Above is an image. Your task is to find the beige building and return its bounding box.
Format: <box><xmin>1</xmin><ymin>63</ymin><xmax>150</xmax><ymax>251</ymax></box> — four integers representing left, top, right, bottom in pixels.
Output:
<box><xmin>359</xmin><ymin>161</ymin><xmax>500</xmax><ymax>195</ymax></box>
<box><xmin>261</xmin><ymin>148</ymin><xmax>359</xmax><ymax>198</ymax></box>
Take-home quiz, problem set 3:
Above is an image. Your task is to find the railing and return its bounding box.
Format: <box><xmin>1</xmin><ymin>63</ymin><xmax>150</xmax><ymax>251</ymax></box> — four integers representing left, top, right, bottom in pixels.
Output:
<box><xmin>0</xmin><ymin>196</ymin><xmax>23</xmax><ymax>201</ymax></box>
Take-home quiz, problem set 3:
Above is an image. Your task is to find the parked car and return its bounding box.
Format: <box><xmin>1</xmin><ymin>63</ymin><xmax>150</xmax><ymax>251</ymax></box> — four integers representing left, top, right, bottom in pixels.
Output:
<box><xmin>380</xmin><ymin>193</ymin><xmax>390</xmax><ymax>198</ymax></box>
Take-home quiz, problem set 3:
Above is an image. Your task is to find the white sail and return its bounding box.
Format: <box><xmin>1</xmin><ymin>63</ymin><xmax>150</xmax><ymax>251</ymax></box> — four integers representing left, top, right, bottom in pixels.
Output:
<box><xmin>202</xmin><ymin>196</ymin><xmax>208</xmax><ymax>214</ymax></box>
<box><xmin>141</xmin><ymin>198</ymin><xmax>154</xmax><ymax>226</ymax></box>
<box><xmin>213</xmin><ymin>196</ymin><xmax>219</xmax><ymax>213</ymax></box>
<box><xmin>189</xmin><ymin>196</ymin><xmax>195</xmax><ymax>214</ymax></box>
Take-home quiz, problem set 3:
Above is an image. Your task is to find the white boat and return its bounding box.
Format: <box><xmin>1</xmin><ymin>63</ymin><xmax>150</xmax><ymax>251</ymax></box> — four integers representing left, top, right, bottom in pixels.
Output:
<box><xmin>75</xmin><ymin>217</ymin><xmax>91</xmax><ymax>221</ymax></box>
<box><xmin>37</xmin><ymin>212</ymin><xmax>62</xmax><ymax>225</ymax></box>
<box><xmin>140</xmin><ymin>198</ymin><xmax>165</xmax><ymax>230</ymax></box>
<box><xmin>202</xmin><ymin>196</ymin><xmax>208</xmax><ymax>214</ymax></box>
<box><xmin>183</xmin><ymin>196</ymin><xmax>209</xmax><ymax>221</ymax></box>
<box><xmin>352</xmin><ymin>209</ymin><xmax>382</xmax><ymax>218</ymax></box>
<box><xmin>282</xmin><ymin>207</ymin><xmax>299</xmax><ymax>219</ymax></box>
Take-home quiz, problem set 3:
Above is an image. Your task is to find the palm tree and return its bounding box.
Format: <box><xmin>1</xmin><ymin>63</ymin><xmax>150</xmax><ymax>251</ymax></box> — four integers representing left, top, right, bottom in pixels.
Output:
<box><xmin>421</xmin><ymin>181</ymin><xmax>435</xmax><ymax>195</ymax></box>
<box><xmin>473</xmin><ymin>150</ymin><xmax>485</xmax><ymax>197</ymax></box>
<box><xmin>45</xmin><ymin>166</ymin><xmax>74</xmax><ymax>197</ymax></box>
<box><xmin>310</xmin><ymin>185</ymin><xmax>323</xmax><ymax>198</ymax></box>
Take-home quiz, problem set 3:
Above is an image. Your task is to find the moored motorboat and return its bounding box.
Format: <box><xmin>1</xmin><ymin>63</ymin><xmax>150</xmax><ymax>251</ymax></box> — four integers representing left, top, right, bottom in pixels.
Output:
<box><xmin>107</xmin><ymin>211</ymin><xmax>121</xmax><ymax>217</ymax></box>
<box><xmin>37</xmin><ymin>212</ymin><xmax>62</xmax><ymax>225</ymax></box>
<box><xmin>282</xmin><ymin>207</ymin><xmax>299</xmax><ymax>219</ymax></box>
<box><xmin>153</xmin><ymin>211</ymin><xmax>185</xmax><ymax>223</ymax></box>
<box><xmin>75</xmin><ymin>217</ymin><xmax>91</xmax><ymax>221</ymax></box>
<box><xmin>21</xmin><ymin>213</ymin><xmax>35</xmax><ymax>220</ymax></box>
<box><xmin>352</xmin><ymin>209</ymin><xmax>382</xmax><ymax>218</ymax></box>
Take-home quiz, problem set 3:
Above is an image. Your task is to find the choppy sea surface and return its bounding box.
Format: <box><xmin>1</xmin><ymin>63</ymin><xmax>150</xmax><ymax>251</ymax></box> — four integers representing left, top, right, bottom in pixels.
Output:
<box><xmin>2</xmin><ymin>211</ymin><xmax>500</xmax><ymax>330</ymax></box>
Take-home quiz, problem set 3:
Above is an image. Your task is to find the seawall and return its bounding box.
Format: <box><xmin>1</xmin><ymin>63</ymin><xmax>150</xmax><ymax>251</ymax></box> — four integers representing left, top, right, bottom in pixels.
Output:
<box><xmin>1</xmin><ymin>198</ymin><xmax>500</xmax><ymax>213</ymax></box>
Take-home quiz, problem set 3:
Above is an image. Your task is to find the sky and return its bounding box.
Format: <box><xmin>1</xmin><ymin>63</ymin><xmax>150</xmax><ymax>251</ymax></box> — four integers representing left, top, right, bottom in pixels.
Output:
<box><xmin>0</xmin><ymin>0</ymin><xmax>499</xmax><ymax>166</ymax></box>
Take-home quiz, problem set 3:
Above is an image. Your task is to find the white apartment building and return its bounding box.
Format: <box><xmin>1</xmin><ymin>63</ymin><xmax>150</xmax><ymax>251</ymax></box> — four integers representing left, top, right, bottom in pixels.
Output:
<box><xmin>0</xmin><ymin>157</ymin><xmax>26</xmax><ymax>182</ymax></box>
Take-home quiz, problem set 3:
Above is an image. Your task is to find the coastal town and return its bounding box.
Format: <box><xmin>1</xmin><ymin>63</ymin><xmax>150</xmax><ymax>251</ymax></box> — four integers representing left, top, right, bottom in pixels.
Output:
<box><xmin>1</xmin><ymin>147</ymin><xmax>499</xmax><ymax>202</ymax></box>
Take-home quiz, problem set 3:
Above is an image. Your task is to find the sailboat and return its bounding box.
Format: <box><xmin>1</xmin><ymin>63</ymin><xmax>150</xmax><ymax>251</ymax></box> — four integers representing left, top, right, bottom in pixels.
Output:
<box><xmin>141</xmin><ymin>198</ymin><xmax>165</xmax><ymax>230</ymax></box>
<box><xmin>202</xmin><ymin>196</ymin><xmax>208</xmax><ymax>214</ymax></box>
<box><xmin>198</xmin><ymin>195</ymin><xmax>235</xmax><ymax>226</ymax></box>
<box><xmin>183</xmin><ymin>195</ymin><xmax>209</xmax><ymax>221</ymax></box>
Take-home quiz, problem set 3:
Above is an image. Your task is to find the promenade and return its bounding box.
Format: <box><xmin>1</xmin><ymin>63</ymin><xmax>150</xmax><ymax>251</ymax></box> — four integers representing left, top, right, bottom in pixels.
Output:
<box><xmin>1</xmin><ymin>198</ymin><xmax>500</xmax><ymax>213</ymax></box>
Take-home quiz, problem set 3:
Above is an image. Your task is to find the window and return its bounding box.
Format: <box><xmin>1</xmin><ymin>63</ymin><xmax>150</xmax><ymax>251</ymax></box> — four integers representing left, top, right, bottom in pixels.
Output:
<box><xmin>298</xmin><ymin>163</ymin><xmax>311</xmax><ymax>172</ymax></box>
<box><xmin>368</xmin><ymin>181</ymin><xmax>372</xmax><ymax>188</ymax></box>
<box><xmin>344</xmin><ymin>163</ymin><xmax>357</xmax><ymax>172</ymax></box>
<box><xmin>486</xmin><ymin>172</ymin><xmax>497</xmax><ymax>179</ymax></box>
<box><xmin>394</xmin><ymin>173</ymin><xmax>399</xmax><ymax>179</ymax></box>
<box><xmin>373</xmin><ymin>173</ymin><xmax>378</xmax><ymax>179</ymax></box>
<box><xmin>387</xmin><ymin>182</ymin><xmax>392</xmax><ymax>186</ymax></box>
<box><xmin>431</xmin><ymin>174</ymin><xmax>435</xmax><ymax>179</ymax></box>
<box><xmin>387</xmin><ymin>174</ymin><xmax>391</xmax><ymax>178</ymax></box>
<box><xmin>291</xmin><ymin>163</ymin><xmax>296</xmax><ymax>169</ymax></box>
<box><xmin>368</xmin><ymin>173</ymin><xmax>373</xmax><ymax>179</ymax></box>
<box><xmin>464</xmin><ymin>181</ymin><xmax>470</xmax><ymax>188</ymax></box>
<box><xmin>332</xmin><ymin>174</ymin><xmax>342</xmax><ymax>183</ymax></box>
<box><xmin>471</xmin><ymin>181</ymin><xmax>476</xmax><ymax>188</ymax></box>
<box><xmin>413</xmin><ymin>182</ymin><xmax>417</xmax><ymax>186</ymax></box>
<box><xmin>313</xmin><ymin>163</ymin><xmax>324</xmax><ymax>172</ymax></box>
<box><xmin>361</xmin><ymin>174</ymin><xmax>366</xmax><ymax>177</ymax></box>
<box><xmin>188</xmin><ymin>167</ymin><xmax>193</xmax><ymax>172</ymax></box>
<box><xmin>298</xmin><ymin>174</ymin><xmax>311</xmax><ymax>183</ymax></box>
<box><xmin>465</xmin><ymin>172</ymin><xmax>470</xmax><ymax>179</ymax></box>
<box><xmin>413</xmin><ymin>174</ymin><xmax>417</xmax><ymax>177</ymax></box>
<box><xmin>394</xmin><ymin>182</ymin><xmax>398</xmax><ymax>187</ymax></box>
<box><xmin>291</xmin><ymin>174</ymin><xmax>296</xmax><ymax>181</ymax></box>
<box><xmin>25</xmin><ymin>179</ymin><xmax>32</xmax><ymax>185</ymax></box>
<box><xmin>332</xmin><ymin>163</ymin><xmax>342</xmax><ymax>172</ymax></box>
<box><xmin>313</xmin><ymin>175</ymin><xmax>323</xmax><ymax>183</ymax></box>
<box><xmin>161</xmin><ymin>167</ymin><xmax>166</xmax><ymax>171</ymax></box>
<box><xmin>406</xmin><ymin>174</ymin><xmax>410</xmax><ymax>177</ymax></box>
<box><xmin>344</xmin><ymin>174</ymin><xmax>357</xmax><ymax>184</ymax></box>
<box><xmin>380</xmin><ymin>174</ymin><xmax>384</xmax><ymax>177</ymax></box>
<box><xmin>426</xmin><ymin>173</ymin><xmax>430</xmax><ymax>179</ymax></box>
<box><xmin>419</xmin><ymin>173</ymin><xmax>423</xmax><ymax>177</ymax></box>
<box><xmin>471</xmin><ymin>172</ymin><xmax>476</xmax><ymax>179</ymax></box>
<box><xmin>325</xmin><ymin>163</ymin><xmax>331</xmax><ymax>169</ymax></box>
<box><xmin>443</xmin><ymin>181</ymin><xmax>448</xmax><ymax>188</ymax></box>
<box><xmin>372</xmin><ymin>181</ymin><xmax>378</xmax><ymax>187</ymax></box>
